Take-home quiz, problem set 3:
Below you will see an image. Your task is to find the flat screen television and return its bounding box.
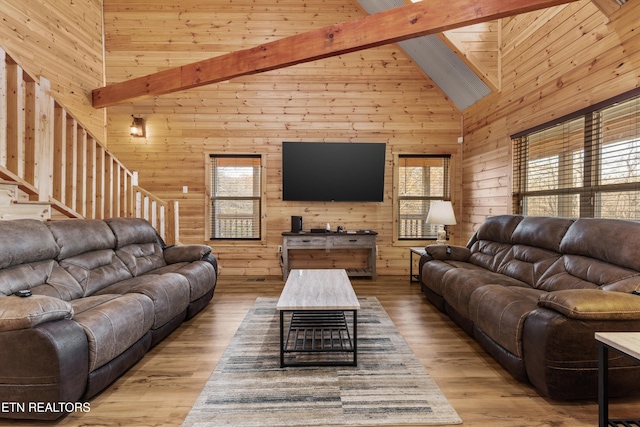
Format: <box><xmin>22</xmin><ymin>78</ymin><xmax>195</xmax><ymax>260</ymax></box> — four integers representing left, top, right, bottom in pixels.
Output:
<box><xmin>282</xmin><ymin>142</ymin><xmax>386</xmax><ymax>202</ymax></box>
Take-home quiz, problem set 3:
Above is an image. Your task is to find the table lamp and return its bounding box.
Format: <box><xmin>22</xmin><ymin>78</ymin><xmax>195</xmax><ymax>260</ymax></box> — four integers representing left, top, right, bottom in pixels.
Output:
<box><xmin>425</xmin><ymin>201</ymin><xmax>457</xmax><ymax>244</ymax></box>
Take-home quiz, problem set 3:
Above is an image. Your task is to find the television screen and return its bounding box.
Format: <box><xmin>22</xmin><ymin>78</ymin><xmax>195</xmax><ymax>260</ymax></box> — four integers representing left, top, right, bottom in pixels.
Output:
<box><xmin>282</xmin><ymin>142</ymin><xmax>386</xmax><ymax>202</ymax></box>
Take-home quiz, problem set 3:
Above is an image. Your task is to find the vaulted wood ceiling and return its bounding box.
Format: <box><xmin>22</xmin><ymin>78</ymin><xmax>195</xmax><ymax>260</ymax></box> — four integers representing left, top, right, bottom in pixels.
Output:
<box><xmin>435</xmin><ymin>0</ymin><xmax>623</xmax><ymax>93</ymax></box>
<box><xmin>93</xmin><ymin>0</ymin><xmax>619</xmax><ymax>109</ymax></box>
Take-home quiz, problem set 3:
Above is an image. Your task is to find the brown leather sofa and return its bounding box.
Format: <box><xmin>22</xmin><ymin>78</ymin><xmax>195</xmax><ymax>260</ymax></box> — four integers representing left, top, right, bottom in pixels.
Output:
<box><xmin>0</xmin><ymin>217</ymin><xmax>217</xmax><ymax>420</ymax></box>
<box><xmin>420</xmin><ymin>215</ymin><xmax>640</xmax><ymax>400</ymax></box>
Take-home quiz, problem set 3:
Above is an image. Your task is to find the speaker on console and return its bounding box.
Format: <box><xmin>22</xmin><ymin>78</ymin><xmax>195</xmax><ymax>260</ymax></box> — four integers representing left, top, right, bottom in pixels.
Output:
<box><xmin>291</xmin><ymin>216</ymin><xmax>303</xmax><ymax>233</ymax></box>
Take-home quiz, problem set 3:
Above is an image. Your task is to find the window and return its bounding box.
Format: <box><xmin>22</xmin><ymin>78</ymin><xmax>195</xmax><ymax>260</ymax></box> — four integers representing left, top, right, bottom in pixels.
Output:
<box><xmin>513</xmin><ymin>90</ymin><xmax>640</xmax><ymax>220</ymax></box>
<box><xmin>397</xmin><ymin>155</ymin><xmax>451</xmax><ymax>239</ymax></box>
<box><xmin>209</xmin><ymin>155</ymin><xmax>262</xmax><ymax>240</ymax></box>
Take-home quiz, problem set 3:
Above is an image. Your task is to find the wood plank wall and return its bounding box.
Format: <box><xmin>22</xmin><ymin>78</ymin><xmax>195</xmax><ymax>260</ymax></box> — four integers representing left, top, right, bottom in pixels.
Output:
<box><xmin>461</xmin><ymin>0</ymin><xmax>640</xmax><ymax>240</ymax></box>
<box><xmin>2</xmin><ymin>0</ymin><xmax>637</xmax><ymax>276</ymax></box>
<box><xmin>102</xmin><ymin>0</ymin><xmax>462</xmax><ymax>276</ymax></box>
<box><xmin>0</xmin><ymin>0</ymin><xmax>106</xmax><ymax>143</ymax></box>
<box><xmin>443</xmin><ymin>21</ymin><xmax>501</xmax><ymax>90</ymax></box>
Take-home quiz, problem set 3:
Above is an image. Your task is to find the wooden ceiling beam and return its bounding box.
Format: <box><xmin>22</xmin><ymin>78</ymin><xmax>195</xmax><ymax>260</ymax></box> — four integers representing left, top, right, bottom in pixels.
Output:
<box><xmin>92</xmin><ymin>0</ymin><xmax>578</xmax><ymax>108</ymax></box>
<box><xmin>590</xmin><ymin>0</ymin><xmax>621</xmax><ymax>17</ymax></box>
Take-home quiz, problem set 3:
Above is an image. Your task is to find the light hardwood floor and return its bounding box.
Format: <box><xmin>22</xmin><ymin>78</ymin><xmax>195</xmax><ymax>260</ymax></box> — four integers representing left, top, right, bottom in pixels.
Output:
<box><xmin>8</xmin><ymin>275</ymin><xmax>640</xmax><ymax>426</ymax></box>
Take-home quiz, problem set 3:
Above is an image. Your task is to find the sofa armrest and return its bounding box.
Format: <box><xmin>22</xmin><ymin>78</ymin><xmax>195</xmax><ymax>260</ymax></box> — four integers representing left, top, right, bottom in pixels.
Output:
<box><xmin>163</xmin><ymin>244</ymin><xmax>212</xmax><ymax>264</ymax></box>
<box><xmin>538</xmin><ymin>289</ymin><xmax>640</xmax><ymax>320</ymax></box>
<box><xmin>0</xmin><ymin>320</ymin><xmax>88</xmax><ymax>420</ymax></box>
<box><xmin>423</xmin><ymin>244</ymin><xmax>471</xmax><ymax>262</ymax></box>
<box><xmin>0</xmin><ymin>295</ymin><xmax>73</xmax><ymax>332</ymax></box>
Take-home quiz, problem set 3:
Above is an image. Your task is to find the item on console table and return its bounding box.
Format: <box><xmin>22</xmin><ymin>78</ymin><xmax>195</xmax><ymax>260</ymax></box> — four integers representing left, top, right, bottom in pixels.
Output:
<box><xmin>290</xmin><ymin>216</ymin><xmax>302</xmax><ymax>233</ymax></box>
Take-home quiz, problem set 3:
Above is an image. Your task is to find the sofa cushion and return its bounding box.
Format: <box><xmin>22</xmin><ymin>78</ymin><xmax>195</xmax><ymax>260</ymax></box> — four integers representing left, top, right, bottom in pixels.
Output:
<box><xmin>46</xmin><ymin>220</ymin><xmax>116</xmax><ymax>260</ymax></box>
<box><xmin>470</xmin><ymin>285</ymin><xmax>543</xmax><ymax>357</ymax></box>
<box><xmin>149</xmin><ymin>261</ymin><xmax>216</xmax><ymax>302</ymax></box>
<box><xmin>70</xmin><ymin>294</ymin><xmax>121</xmax><ymax>315</ymax></box>
<box><xmin>497</xmin><ymin>245</ymin><xmax>561</xmax><ymax>288</ymax></box>
<box><xmin>93</xmin><ymin>274</ymin><xmax>190</xmax><ymax>328</ymax></box>
<box><xmin>60</xmin><ymin>250</ymin><xmax>133</xmax><ymax>297</ymax></box>
<box><xmin>115</xmin><ymin>243</ymin><xmax>166</xmax><ymax>277</ymax></box>
<box><xmin>442</xmin><ymin>268</ymin><xmax>530</xmax><ymax>319</ymax></box>
<box><xmin>496</xmin><ymin>217</ymin><xmax>569</xmax><ymax>286</ymax></box>
<box><xmin>468</xmin><ymin>240</ymin><xmax>513</xmax><ymax>272</ymax></box>
<box><xmin>0</xmin><ymin>219</ymin><xmax>59</xmax><ymax>269</ymax></box>
<box><xmin>474</xmin><ymin>215</ymin><xmax>524</xmax><ymax>244</ymax></box>
<box><xmin>560</xmin><ymin>218</ymin><xmax>640</xmax><ymax>271</ymax></box>
<box><xmin>0</xmin><ymin>260</ymin><xmax>84</xmax><ymax>301</ymax></box>
<box><xmin>105</xmin><ymin>217</ymin><xmax>160</xmax><ymax>249</ymax></box>
<box><xmin>467</xmin><ymin>215</ymin><xmax>525</xmax><ymax>272</ymax></box>
<box><xmin>537</xmin><ymin>255</ymin><xmax>640</xmax><ymax>292</ymax></box>
<box><xmin>511</xmin><ymin>216</ymin><xmax>573</xmax><ymax>252</ymax></box>
<box><xmin>105</xmin><ymin>218</ymin><xmax>169</xmax><ymax>277</ymax></box>
<box><xmin>421</xmin><ymin>260</ymin><xmax>486</xmax><ymax>296</ymax></box>
<box><xmin>70</xmin><ymin>293</ymin><xmax>154</xmax><ymax>372</ymax></box>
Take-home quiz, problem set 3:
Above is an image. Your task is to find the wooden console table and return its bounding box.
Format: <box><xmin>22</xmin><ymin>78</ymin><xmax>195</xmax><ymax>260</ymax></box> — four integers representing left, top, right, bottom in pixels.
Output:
<box><xmin>281</xmin><ymin>231</ymin><xmax>377</xmax><ymax>280</ymax></box>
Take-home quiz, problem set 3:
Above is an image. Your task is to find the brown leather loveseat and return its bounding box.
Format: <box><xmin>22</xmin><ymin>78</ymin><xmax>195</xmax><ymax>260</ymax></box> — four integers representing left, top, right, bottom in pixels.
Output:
<box><xmin>420</xmin><ymin>215</ymin><xmax>640</xmax><ymax>400</ymax></box>
<box><xmin>0</xmin><ymin>217</ymin><xmax>217</xmax><ymax>420</ymax></box>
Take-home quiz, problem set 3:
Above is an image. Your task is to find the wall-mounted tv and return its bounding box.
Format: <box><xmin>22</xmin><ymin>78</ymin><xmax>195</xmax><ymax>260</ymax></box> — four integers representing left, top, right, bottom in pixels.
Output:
<box><xmin>282</xmin><ymin>142</ymin><xmax>386</xmax><ymax>202</ymax></box>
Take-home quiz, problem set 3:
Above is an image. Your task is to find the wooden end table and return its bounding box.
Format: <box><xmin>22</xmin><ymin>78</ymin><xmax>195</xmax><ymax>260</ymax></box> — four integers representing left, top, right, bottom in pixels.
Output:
<box><xmin>595</xmin><ymin>332</ymin><xmax>640</xmax><ymax>427</ymax></box>
<box><xmin>409</xmin><ymin>247</ymin><xmax>426</xmax><ymax>283</ymax></box>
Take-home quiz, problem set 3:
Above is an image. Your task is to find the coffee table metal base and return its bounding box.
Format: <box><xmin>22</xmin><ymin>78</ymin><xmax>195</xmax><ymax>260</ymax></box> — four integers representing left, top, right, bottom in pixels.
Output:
<box><xmin>279</xmin><ymin>309</ymin><xmax>357</xmax><ymax>367</ymax></box>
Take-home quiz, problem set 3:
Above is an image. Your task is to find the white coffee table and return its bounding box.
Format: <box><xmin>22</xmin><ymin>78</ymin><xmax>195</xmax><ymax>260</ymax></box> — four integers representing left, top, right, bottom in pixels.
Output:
<box><xmin>277</xmin><ymin>269</ymin><xmax>360</xmax><ymax>367</ymax></box>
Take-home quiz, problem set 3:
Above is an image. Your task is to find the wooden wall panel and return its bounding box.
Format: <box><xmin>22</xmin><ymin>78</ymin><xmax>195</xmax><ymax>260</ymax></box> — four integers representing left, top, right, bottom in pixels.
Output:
<box><xmin>0</xmin><ymin>0</ymin><xmax>106</xmax><ymax>142</ymax></box>
<box><xmin>5</xmin><ymin>0</ymin><xmax>636</xmax><ymax>277</ymax></box>
<box><xmin>103</xmin><ymin>0</ymin><xmax>462</xmax><ymax>276</ymax></box>
<box><xmin>461</xmin><ymin>0</ymin><xmax>640</xmax><ymax>240</ymax></box>
<box><xmin>443</xmin><ymin>21</ymin><xmax>501</xmax><ymax>90</ymax></box>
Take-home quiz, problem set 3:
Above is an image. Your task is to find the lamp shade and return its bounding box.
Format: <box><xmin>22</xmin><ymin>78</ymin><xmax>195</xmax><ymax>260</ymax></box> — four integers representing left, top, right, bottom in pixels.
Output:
<box><xmin>425</xmin><ymin>201</ymin><xmax>457</xmax><ymax>225</ymax></box>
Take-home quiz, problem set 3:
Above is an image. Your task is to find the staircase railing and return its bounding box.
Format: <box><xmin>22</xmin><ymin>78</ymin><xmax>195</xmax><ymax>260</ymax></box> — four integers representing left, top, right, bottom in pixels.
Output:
<box><xmin>0</xmin><ymin>47</ymin><xmax>179</xmax><ymax>244</ymax></box>
<box><xmin>135</xmin><ymin>186</ymin><xmax>180</xmax><ymax>245</ymax></box>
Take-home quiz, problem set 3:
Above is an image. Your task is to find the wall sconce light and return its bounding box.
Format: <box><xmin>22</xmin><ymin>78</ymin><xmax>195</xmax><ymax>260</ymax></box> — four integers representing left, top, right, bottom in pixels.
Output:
<box><xmin>130</xmin><ymin>115</ymin><xmax>145</xmax><ymax>137</ymax></box>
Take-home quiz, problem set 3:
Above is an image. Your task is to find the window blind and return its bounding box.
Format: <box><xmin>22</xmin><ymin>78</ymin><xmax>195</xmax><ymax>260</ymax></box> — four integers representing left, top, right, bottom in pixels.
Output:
<box><xmin>398</xmin><ymin>155</ymin><xmax>451</xmax><ymax>239</ymax></box>
<box><xmin>210</xmin><ymin>155</ymin><xmax>261</xmax><ymax>239</ymax></box>
<box><xmin>513</xmin><ymin>91</ymin><xmax>640</xmax><ymax>220</ymax></box>
<box><xmin>596</xmin><ymin>96</ymin><xmax>640</xmax><ymax>219</ymax></box>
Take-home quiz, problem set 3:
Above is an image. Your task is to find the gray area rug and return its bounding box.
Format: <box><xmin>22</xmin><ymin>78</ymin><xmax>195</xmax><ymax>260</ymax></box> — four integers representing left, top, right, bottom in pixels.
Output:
<box><xmin>182</xmin><ymin>297</ymin><xmax>462</xmax><ymax>426</ymax></box>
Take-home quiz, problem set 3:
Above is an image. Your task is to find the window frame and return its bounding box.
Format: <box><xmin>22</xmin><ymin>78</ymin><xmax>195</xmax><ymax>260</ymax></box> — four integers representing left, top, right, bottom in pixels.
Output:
<box><xmin>512</xmin><ymin>88</ymin><xmax>640</xmax><ymax>220</ymax></box>
<box><xmin>207</xmin><ymin>153</ymin><xmax>266</xmax><ymax>242</ymax></box>
<box><xmin>393</xmin><ymin>153</ymin><xmax>452</xmax><ymax>243</ymax></box>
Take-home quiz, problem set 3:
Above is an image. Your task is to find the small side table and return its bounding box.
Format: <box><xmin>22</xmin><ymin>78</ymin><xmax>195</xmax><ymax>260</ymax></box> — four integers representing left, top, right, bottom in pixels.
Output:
<box><xmin>409</xmin><ymin>247</ymin><xmax>426</xmax><ymax>283</ymax></box>
<box><xmin>595</xmin><ymin>332</ymin><xmax>640</xmax><ymax>427</ymax></box>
